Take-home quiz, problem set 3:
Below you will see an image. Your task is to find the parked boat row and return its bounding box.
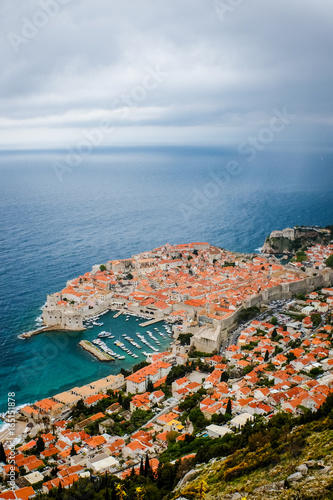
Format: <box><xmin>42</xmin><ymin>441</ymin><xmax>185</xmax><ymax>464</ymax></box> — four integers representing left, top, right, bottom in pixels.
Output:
<box><xmin>122</xmin><ymin>334</ymin><xmax>142</xmax><ymax>349</ymax></box>
<box><xmin>146</xmin><ymin>330</ymin><xmax>160</xmax><ymax>344</ymax></box>
<box><xmin>136</xmin><ymin>333</ymin><xmax>159</xmax><ymax>352</ymax></box>
<box><xmin>92</xmin><ymin>339</ymin><xmax>125</xmax><ymax>360</ymax></box>
<box><xmin>154</xmin><ymin>327</ymin><xmax>166</xmax><ymax>339</ymax></box>
<box><xmin>114</xmin><ymin>340</ymin><xmax>139</xmax><ymax>358</ymax></box>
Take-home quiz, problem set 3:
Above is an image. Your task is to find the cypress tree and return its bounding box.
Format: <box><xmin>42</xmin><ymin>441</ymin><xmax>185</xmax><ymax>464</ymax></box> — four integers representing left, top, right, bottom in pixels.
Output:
<box><xmin>70</xmin><ymin>443</ymin><xmax>77</xmax><ymax>456</ymax></box>
<box><xmin>139</xmin><ymin>456</ymin><xmax>144</xmax><ymax>476</ymax></box>
<box><xmin>144</xmin><ymin>453</ymin><xmax>150</xmax><ymax>477</ymax></box>
<box><xmin>0</xmin><ymin>442</ymin><xmax>6</xmax><ymax>463</ymax></box>
<box><xmin>36</xmin><ymin>436</ymin><xmax>45</xmax><ymax>452</ymax></box>
<box><xmin>264</xmin><ymin>350</ymin><xmax>269</xmax><ymax>362</ymax></box>
<box><xmin>226</xmin><ymin>398</ymin><xmax>232</xmax><ymax>416</ymax></box>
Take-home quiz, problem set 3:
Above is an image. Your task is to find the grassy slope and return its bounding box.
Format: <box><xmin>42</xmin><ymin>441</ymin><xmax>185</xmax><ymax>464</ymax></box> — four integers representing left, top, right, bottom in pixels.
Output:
<box><xmin>175</xmin><ymin>417</ymin><xmax>333</xmax><ymax>500</ymax></box>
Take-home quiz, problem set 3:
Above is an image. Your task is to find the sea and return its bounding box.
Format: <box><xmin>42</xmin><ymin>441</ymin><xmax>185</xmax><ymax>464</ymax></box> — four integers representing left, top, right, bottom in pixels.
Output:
<box><xmin>0</xmin><ymin>144</ymin><xmax>333</xmax><ymax>418</ymax></box>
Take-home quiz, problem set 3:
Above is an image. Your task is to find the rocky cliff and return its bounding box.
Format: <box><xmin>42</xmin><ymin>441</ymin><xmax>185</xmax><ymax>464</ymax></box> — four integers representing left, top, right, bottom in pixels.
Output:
<box><xmin>262</xmin><ymin>225</ymin><xmax>332</xmax><ymax>255</ymax></box>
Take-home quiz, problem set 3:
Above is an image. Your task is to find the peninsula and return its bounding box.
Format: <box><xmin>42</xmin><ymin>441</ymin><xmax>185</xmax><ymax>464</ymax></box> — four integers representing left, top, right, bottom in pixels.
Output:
<box><xmin>40</xmin><ymin>238</ymin><xmax>333</xmax><ymax>354</ymax></box>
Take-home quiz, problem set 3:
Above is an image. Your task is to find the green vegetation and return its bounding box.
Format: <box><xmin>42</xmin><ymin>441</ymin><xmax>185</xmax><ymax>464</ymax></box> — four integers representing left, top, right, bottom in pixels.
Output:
<box><xmin>178</xmin><ymin>333</ymin><xmax>193</xmax><ymax>346</ymax></box>
<box><xmin>309</xmin><ymin>366</ymin><xmax>324</xmax><ymax>378</ymax></box>
<box><xmin>0</xmin><ymin>442</ymin><xmax>7</xmax><ymax>463</ymax></box>
<box><xmin>270</xmin><ymin>316</ymin><xmax>278</xmax><ymax>325</ymax></box>
<box><xmin>325</xmin><ymin>254</ymin><xmax>333</xmax><ymax>269</ymax></box>
<box><xmin>36</xmin><ymin>436</ymin><xmax>45</xmax><ymax>453</ymax></box>
<box><xmin>311</xmin><ymin>312</ymin><xmax>322</xmax><ymax>327</ymax></box>
<box><xmin>295</xmin><ymin>250</ymin><xmax>307</xmax><ymax>262</ymax></box>
<box><xmin>165</xmin><ymin>363</ymin><xmax>195</xmax><ymax>385</ymax></box>
<box><xmin>238</xmin><ymin>306</ymin><xmax>260</xmax><ymax>323</ymax></box>
<box><xmin>99</xmin><ymin>264</ymin><xmax>106</xmax><ymax>271</ymax></box>
<box><xmin>241</xmin><ymin>340</ymin><xmax>258</xmax><ymax>351</ymax></box>
<box><xmin>189</xmin><ymin>350</ymin><xmax>214</xmax><ymax>359</ymax></box>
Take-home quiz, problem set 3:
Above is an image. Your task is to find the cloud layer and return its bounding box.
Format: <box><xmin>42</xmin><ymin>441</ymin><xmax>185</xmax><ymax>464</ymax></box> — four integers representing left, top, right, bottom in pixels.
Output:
<box><xmin>1</xmin><ymin>0</ymin><xmax>333</xmax><ymax>148</ymax></box>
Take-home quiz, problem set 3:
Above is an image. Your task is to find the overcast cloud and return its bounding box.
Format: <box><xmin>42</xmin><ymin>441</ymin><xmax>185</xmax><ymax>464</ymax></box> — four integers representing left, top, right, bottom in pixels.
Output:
<box><xmin>0</xmin><ymin>0</ymin><xmax>333</xmax><ymax>148</ymax></box>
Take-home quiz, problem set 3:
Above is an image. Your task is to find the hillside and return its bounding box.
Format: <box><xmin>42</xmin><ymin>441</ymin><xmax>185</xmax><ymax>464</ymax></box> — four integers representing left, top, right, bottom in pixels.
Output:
<box><xmin>174</xmin><ymin>402</ymin><xmax>333</xmax><ymax>500</ymax></box>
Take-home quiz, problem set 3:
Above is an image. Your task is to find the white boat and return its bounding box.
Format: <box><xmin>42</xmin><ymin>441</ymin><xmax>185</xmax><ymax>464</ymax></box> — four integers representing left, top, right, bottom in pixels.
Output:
<box><xmin>98</xmin><ymin>331</ymin><xmax>110</xmax><ymax>338</ymax></box>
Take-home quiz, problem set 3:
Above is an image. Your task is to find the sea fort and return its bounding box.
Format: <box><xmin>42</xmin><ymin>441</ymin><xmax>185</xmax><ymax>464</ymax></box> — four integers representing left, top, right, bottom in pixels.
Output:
<box><xmin>39</xmin><ymin>241</ymin><xmax>333</xmax><ymax>354</ymax></box>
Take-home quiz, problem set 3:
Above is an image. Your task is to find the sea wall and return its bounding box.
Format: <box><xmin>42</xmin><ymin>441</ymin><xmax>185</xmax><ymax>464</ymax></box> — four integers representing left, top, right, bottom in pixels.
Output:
<box><xmin>191</xmin><ymin>269</ymin><xmax>333</xmax><ymax>352</ymax></box>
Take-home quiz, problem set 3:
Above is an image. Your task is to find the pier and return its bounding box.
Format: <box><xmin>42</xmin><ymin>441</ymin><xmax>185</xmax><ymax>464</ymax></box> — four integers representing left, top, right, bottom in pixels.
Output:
<box><xmin>139</xmin><ymin>318</ymin><xmax>164</xmax><ymax>327</ymax></box>
<box><xmin>113</xmin><ymin>310</ymin><xmax>123</xmax><ymax>318</ymax></box>
<box><xmin>17</xmin><ymin>325</ymin><xmax>84</xmax><ymax>340</ymax></box>
<box><xmin>79</xmin><ymin>340</ymin><xmax>114</xmax><ymax>362</ymax></box>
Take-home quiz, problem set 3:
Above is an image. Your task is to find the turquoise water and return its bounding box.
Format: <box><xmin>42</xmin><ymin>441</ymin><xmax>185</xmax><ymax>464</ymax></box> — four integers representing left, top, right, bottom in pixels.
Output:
<box><xmin>0</xmin><ymin>145</ymin><xmax>332</xmax><ymax>414</ymax></box>
<box><xmin>11</xmin><ymin>313</ymin><xmax>171</xmax><ymax>410</ymax></box>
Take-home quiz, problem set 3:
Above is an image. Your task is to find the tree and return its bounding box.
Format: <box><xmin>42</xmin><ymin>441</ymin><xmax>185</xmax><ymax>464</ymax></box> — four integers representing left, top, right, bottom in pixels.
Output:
<box><xmin>70</xmin><ymin>443</ymin><xmax>76</xmax><ymax>456</ymax></box>
<box><xmin>264</xmin><ymin>350</ymin><xmax>269</xmax><ymax>362</ymax></box>
<box><xmin>326</xmin><ymin>254</ymin><xmax>333</xmax><ymax>269</ymax></box>
<box><xmin>100</xmin><ymin>264</ymin><xmax>106</xmax><ymax>272</ymax></box>
<box><xmin>271</xmin><ymin>316</ymin><xmax>278</xmax><ymax>326</ymax></box>
<box><xmin>226</xmin><ymin>398</ymin><xmax>232</xmax><ymax>416</ymax></box>
<box><xmin>36</xmin><ymin>436</ymin><xmax>45</xmax><ymax>453</ymax></box>
<box><xmin>144</xmin><ymin>452</ymin><xmax>150</xmax><ymax>477</ymax></box>
<box><xmin>51</xmin><ymin>466</ymin><xmax>58</xmax><ymax>477</ymax></box>
<box><xmin>0</xmin><ymin>442</ymin><xmax>6</xmax><ymax>463</ymax></box>
<box><xmin>139</xmin><ymin>456</ymin><xmax>144</xmax><ymax>476</ymax></box>
<box><xmin>147</xmin><ymin>378</ymin><xmax>154</xmax><ymax>393</ymax></box>
<box><xmin>311</xmin><ymin>313</ymin><xmax>322</xmax><ymax>327</ymax></box>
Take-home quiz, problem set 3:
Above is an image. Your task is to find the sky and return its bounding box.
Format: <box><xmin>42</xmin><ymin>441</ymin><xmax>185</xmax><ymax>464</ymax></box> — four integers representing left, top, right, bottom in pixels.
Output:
<box><xmin>1</xmin><ymin>0</ymin><xmax>333</xmax><ymax>149</ymax></box>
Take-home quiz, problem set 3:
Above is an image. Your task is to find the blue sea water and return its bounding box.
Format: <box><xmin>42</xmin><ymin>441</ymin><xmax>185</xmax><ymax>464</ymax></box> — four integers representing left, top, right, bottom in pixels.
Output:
<box><xmin>0</xmin><ymin>144</ymin><xmax>332</xmax><ymax>414</ymax></box>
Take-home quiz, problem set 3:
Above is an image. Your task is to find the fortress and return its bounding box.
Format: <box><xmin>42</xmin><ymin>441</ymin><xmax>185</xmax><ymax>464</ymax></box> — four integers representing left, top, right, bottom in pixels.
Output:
<box><xmin>41</xmin><ymin>241</ymin><xmax>333</xmax><ymax>353</ymax></box>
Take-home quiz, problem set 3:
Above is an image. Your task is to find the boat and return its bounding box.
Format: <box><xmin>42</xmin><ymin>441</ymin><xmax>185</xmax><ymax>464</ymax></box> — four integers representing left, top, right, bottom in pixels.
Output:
<box><xmin>98</xmin><ymin>331</ymin><xmax>110</xmax><ymax>338</ymax></box>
